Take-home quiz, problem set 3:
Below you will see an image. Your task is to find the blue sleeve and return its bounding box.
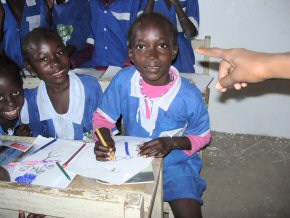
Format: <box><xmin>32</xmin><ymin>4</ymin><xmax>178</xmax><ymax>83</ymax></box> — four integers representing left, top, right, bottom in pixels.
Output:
<box><xmin>186</xmin><ymin>0</ymin><xmax>200</xmax><ymax>27</ymax></box>
<box><xmin>98</xmin><ymin>67</ymin><xmax>133</xmax><ymax>122</ymax></box>
<box><xmin>66</xmin><ymin>0</ymin><xmax>92</xmax><ymax>50</ymax></box>
<box><xmin>184</xmin><ymin>85</ymin><xmax>209</xmax><ymax>136</ymax></box>
<box><xmin>80</xmin><ymin>75</ymin><xmax>103</xmax><ymax>132</ymax></box>
<box><xmin>39</xmin><ymin>0</ymin><xmax>51</xmax><ymax>28</ymax></box>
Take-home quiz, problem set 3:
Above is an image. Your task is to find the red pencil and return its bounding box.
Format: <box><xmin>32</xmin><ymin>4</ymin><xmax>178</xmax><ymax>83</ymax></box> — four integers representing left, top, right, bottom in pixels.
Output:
<box><xmin>62</xmin><ymin>143</ymin><xmax>86</xmax><ymax>168</ymax></box>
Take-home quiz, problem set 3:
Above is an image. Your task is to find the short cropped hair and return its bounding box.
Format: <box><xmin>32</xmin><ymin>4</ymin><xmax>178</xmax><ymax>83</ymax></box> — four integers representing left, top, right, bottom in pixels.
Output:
<box><xmin>128</xmin><ymin>12</ymin><xmax>178</xmax><ymax>48</ymax></box>
<box><xmin>0</xmin><ymin>54</ymin><xmax>23</xmax><ymax>86</ymax></box>
<box><xmin>22</xmin><ymin>27</ymin><xmax>64</xmax><ymax>58</ymax></box>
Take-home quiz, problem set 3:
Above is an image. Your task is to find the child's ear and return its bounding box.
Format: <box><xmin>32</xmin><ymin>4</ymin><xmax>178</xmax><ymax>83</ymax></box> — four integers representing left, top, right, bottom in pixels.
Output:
<box><xmin>172</xmin><ymin>46</ymin><xmax>178</xmax><ymax>60</ymax></box>
<box><xmin>128</xmin><ymin>48</ymin><xmax>135</xmax><ymax>64</ymax></box>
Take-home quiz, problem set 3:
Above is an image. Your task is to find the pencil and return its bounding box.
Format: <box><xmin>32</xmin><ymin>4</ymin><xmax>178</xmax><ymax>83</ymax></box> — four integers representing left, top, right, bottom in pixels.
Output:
<box><xmin>62</xmin><ymin>143</ymin><xmax>86</xmax><ymax>168</ymax></box>
<box><xmin>32</xmin><ymin>138</ymin><xmax>57</xmax><ymax>154</ymax></box>
<box><xmin>56</xmin><ymin>161</ymin><xmax>71</xmax><ymax>181</ymax></box>
<box><xmin>95</xmin><ymin>128</ymin><xmax>115</xmax><ymax>161</ymax></box>
<box><xmin>8</xmin><ymin>160</ymin><xmax>59</xmax><ymax>166</ymax></box>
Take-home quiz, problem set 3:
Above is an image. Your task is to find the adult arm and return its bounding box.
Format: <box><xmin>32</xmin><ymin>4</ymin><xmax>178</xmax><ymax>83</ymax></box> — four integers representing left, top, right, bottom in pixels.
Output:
<box><xmin>196</xmin><ymin>47</ymin><xmax>290</xmax><ymax>92</ymax></box>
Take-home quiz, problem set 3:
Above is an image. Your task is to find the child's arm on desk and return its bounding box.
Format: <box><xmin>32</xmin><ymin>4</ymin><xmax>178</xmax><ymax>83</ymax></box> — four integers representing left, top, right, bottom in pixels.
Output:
<box><xmin>94</xmin><ymin>128</ymin><xmax>116</xmax><ymax>161</ymax></box>
<box><xmin>138</xmin><ymin>137</ymin><xmax>191</xmax><ymax>158</ymax></box>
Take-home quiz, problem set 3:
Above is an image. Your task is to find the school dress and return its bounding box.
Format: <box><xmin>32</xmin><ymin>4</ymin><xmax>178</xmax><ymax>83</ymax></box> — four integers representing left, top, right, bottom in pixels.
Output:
<box><xmin>97</xmin><ymin>66</ymin><xmax>210</xmax><ymax>202</ymax></box>
<box><xmin>139</xmin><ymin>0</ymin><xmax>200</xmax><ymax>73</ymax></box>
<box><xmin>88</xmin><ymin>0</ymin><xmax>140</xmax><ymax>68</ymax></box>
<box><xmin>0</xmin><ymin>0</ymin><xmax>44</xmax><ymax>69</ymax></box>
<box><xmin>40</xmin><ymin>0</ymin><xmax>91</xmax><ymax>51</ymax></box>
<box><xmin>23</xmin><ymin>70</ymin><xmax>103</xmax><ymax>140</ymax></box>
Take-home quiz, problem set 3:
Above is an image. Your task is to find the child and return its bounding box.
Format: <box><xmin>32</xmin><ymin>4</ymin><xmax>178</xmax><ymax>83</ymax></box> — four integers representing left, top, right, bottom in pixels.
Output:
<box><xmin>21</xmin><ymin>28</ymin><xmax>103</xmax><ymax>140</ymax></box>
<box><xmin>41</xmin><ymin>0</ymin><xmax>93</xmax><ymax>68</ymax></box>
<box><xmin>0</xmin><ymin>55</ymin><xmax>31</xmax><ymax>136</ymax></box>
<box><xmin>93</xmin><ymin>13</ymin><xmax>210</xmax><ymax>218</ymax></box>
<box><xmin>87</xmin><ymin>0</ymin><xmax>141</xmax><ymax>70</ymax></box>
<box><xmin>0</xmin><ymin>0</ymin><xmax>43</xmax><ymax>70</ymax></box>
<box><xmin>140</xmin><ymin>0</ymin><xmax>199</xmax><ymax>73</ymax></box>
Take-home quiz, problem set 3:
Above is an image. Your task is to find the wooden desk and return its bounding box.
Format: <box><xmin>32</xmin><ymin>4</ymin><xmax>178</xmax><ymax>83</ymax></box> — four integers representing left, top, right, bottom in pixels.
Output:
<box><xmin>0</xmin><ymin>136</ymin><xmax>163</xmax><ymax>218</ymax></box>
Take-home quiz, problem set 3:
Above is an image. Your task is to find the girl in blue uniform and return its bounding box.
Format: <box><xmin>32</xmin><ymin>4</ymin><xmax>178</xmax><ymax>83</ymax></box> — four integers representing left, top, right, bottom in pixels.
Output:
<box><xmin>140</xmin><ymin>0</ymin><xmax>199</xmax><ymax>73</ymax></box>
<box><xmin>0</xmin><ymin>0</ymin><xmax>44</xmax><ymax>69</ymax></box>
<box><xmin>21</xmin><ymin>28</ymin><xmax>103</xmax><ymax>140</ymax></box>
<box><xmin>93</xmin><ymin>13</ymin><xmax>210</xmax><ymax>218</ymax></box>
<box><xmin>0</xmin><ymin>55</ymin><xmax>31</xmax><ymax>136</ymax></box>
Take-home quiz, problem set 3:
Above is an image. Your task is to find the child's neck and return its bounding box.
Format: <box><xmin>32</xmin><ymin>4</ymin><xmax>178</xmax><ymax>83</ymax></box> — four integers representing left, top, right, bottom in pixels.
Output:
<box><xmin>46</xmin><ymin>81</ymin><xmax>70</xmax><ymax>115</ymax></box>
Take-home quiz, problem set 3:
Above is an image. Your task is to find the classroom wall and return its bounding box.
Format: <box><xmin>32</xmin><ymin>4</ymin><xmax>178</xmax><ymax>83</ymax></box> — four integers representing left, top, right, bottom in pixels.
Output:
<box><xmin>196</xmin><ymin>0</ymin><xmax>290</xmax><ymax>138</ymax></box>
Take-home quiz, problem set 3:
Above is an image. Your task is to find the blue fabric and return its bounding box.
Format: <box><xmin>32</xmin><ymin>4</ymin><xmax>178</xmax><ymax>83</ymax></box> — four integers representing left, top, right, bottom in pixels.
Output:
<box><xmin>139</xmin><ymin>0</ymin><xmax>200</xmax><ymax>73</ymax></box>
<box><xmin>40</xmin><ymin>0</ymin><xmax>91</xmax><ymax>51</ymax></box>
<box><xmin>25</xmin><ymin>75</ymin><xmax>103</xmax><ymax>140</ymax></box>
<box><xmin>1</xmin><ymin>0</ymin><xmax>44</xmax><ymax>68</ymax></box>
<box><xmin>98</xmin><ymin>66</ymin><xmax>209</xmax><ymax>202</ymax></box>
<box><xmin>88</xmin><ymin>0</ymin><xmax>140</xmax><ymax>67</ymax></box>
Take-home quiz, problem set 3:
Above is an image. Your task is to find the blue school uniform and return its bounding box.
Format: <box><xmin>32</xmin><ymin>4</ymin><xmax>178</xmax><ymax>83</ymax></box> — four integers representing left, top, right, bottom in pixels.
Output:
<box><xmin>97</xmin><ymin>66</ymin><xmax>209</xmax><ymax>202</ymax></box>
<box><xmin>23</xmin><ymin>70</ymin><xmax>103</xmax><ymax>140</ymax></box>
<box><xmin>140</xmin><ymin>0</ymin><xmax>200</xmax><ymax>73</ymax></box>
<box><xmin>1</xmin><ymin>0</ymin><xmax>43</xmax><ymax>69</ymax></box>
<box><xmin>40</xmin><ymin>0</ymin><xmax>91</xmax><ymax>51</ymax></box>
<box><xmin>88</xmin><ymin>0</ymin><xmax>140</xmax><ymax>68</ymax></box>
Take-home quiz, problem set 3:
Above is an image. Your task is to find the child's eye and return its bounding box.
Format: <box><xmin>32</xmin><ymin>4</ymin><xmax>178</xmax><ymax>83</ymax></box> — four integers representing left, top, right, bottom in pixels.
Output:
<box><xmin>12</xmin><ymin>90</ymin><xmax>20</xmax><ymax>96</ymax></box>
<box><xmin>57</xmin><ymin>50</ymin><xmax>64</xmax><ymax>56</ymax></box>
<box><xmin>136</xmin><ymin>44</ymin><xmax>145</xmax><ymax>50</ymax></box>
<box><xmin>159</xmin><ymin>43</ymin><xmax>167</xmax><ymax>49</ymax></box>
<box><xmin>40</xmin><ymin>57</ymin><xmax>48</xmax><ymax>63</ymax></box>
<box><xmin>0</xmin><ymin>96</ymin><xmax>3</xmax><ymax>101</ymax></box>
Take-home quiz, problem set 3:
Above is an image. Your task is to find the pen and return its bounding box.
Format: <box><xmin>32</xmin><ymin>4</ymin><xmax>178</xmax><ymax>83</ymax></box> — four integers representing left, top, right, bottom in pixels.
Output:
<box><xmin>32</xmin><ymin>138</ymin><xmax>57</xmax><ymax>154</ymax></box>
<box><xmin>62</xmin><ymin>143</ymin><xmax>86</xmax><ymax>168</ymax></box>
<box><xmin>56</xmin><ymin>161</ymin><xmax>71</xmax><ymax>181</ymax></box>
<box><xmin>8</xmin><ymin>160</ymin><xmax>59</xmax><ymax>166</ymax></box>
<box><xmin>95</xmin><ymin>128</ymin><xmax>115</xmax><ymax>161</ymax></box>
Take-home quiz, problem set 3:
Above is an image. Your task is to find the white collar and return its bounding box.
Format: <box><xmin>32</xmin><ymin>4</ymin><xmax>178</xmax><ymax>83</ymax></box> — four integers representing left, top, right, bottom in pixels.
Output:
<box><xmin>36</xmin><ymin>71</ymin><xmax>85</xmax><ymax>124</ymax></box>
<box><xmin>130</xmin><ymin>66</ymin><xmax>181</xmax><ymax>135</ymax></box>
<box><xmin>130</xmin><ymin>66</ymin><xmax>181</xmax><ymax>111</ymax></box>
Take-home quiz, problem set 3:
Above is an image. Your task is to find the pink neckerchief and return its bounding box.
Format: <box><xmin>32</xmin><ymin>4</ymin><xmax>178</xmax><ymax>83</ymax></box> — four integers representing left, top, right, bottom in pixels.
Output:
<box><xmin>140</xmin><ymin>69</ymin><xmax>177</xmax><ymax>119</ymax></box>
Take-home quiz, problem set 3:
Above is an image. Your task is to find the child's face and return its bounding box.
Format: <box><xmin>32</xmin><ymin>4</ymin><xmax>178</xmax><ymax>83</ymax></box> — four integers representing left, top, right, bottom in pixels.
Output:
<box><xmin>25</xmin><ymin>37</ymin><xmax>70</xmax><ymax>85</ymax></box>
<box><xmin>0</xmin><ymin>74</ymin><xmax>24</xmax><ymax>121</ymax></box>
<box><xmin>128</xmin><ymin>20</ymin><xmax>178</xmax><ymax>85</ymax></box>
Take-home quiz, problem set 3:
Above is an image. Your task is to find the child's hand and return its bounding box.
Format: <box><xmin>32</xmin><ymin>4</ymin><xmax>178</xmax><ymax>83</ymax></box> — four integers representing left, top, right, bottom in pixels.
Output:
<box><xmin>18</xmin><ymin>210</ymin><xmax>46</xmax><ymax>218</ymax></box>
<box><xmin>138</xmin><ymin>137</ymin><xmax>177</xmax><ymax>158</ymax></box>
<box><xmin>14</xmin><ymin>124</ymin><xmax>32</xmax><ymax>137</ymax></box>
<box><xmin>94</xmin><ymin>140</ymin><xmax>115</xmax><ymax>161</ymax></box>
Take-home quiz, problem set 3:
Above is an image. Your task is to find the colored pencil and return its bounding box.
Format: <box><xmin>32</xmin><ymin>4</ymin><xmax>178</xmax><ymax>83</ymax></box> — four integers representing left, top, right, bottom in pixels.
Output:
<box><xmin>32</xmin><ymin>138</ymin><xmax>57</xmax><ymax>154</ymax></box>
<box><xmin>62</xmin><ymin>143</ymin><xmax>86</xmax><ymax>168</ymax></box>
<box><xmin>56</xmin><ymin>161</ymin><xmax>71</xmax><ymax>181</ymax></box>
<box><xmin>8</xmin><ymin>160</ymin><xmax>59</xmax><ymax>166</ymax></box>
<box><xmin>95</xmin><ymin>128</ymin><xmax>115</xmax><ymax>161</ymax></box>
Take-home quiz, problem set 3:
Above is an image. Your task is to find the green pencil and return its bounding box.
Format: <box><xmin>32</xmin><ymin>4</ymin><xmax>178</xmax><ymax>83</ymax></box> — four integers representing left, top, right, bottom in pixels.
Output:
<box><xmin>56</xmin><ymin>162</ymin><xmax>71</xmax><ymax>181</ymax></box>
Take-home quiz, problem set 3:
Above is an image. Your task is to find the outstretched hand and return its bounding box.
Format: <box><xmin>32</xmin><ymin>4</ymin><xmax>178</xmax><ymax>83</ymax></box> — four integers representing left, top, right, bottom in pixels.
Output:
<box><xmin>196</xmin><ymin>47</ymin><xmax>270</xmax><ymax>92</ymax></box>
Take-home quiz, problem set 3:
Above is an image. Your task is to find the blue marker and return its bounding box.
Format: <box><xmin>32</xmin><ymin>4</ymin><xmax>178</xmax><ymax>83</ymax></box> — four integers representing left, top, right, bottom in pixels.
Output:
<box><xmin>125</xmin><ymin>142</ymin><xmax>130</xmax><ymax>157</ymax></box>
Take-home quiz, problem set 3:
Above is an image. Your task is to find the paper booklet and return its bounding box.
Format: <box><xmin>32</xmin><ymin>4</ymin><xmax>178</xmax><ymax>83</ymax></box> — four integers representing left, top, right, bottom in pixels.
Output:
<box><xmin>66</xmin><ymin>136</ymin><xmax>154</xmax><ymax>185</ymax></box>
<box><xmin>8</xmin><ymin>136</ymin><xmax>87</xmax><ymax>189</ymax></box>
